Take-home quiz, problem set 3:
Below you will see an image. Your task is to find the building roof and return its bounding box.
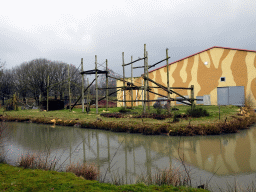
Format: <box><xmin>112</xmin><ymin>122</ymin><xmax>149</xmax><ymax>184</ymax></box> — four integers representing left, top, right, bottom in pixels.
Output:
<box><xmin>148</xmin><ymin>46</ymin><xmax>256</xmax><ymax>73</ymax></box>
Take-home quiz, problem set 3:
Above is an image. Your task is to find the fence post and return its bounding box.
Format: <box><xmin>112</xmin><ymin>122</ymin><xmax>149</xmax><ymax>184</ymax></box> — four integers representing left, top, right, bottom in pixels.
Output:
<box><xmin>191</xmin><ymin>85</ymin><xmax>194</xmax><ymax>110</ymax></box>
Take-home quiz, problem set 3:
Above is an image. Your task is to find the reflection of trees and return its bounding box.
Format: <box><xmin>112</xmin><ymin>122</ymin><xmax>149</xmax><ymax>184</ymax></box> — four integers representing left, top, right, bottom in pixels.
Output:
<box><xmin>9</xmin><ymin>123</ymin><xmax>83</xmax><ymax>152</ymax></box>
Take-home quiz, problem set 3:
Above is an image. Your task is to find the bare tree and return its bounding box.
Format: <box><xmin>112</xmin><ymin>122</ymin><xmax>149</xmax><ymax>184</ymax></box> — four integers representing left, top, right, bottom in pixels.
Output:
<box><xmin>0</xmin><ymin>69</ymin><xmax>15</xmax><ymax>105</ymax></box>
<box><xmin>13</xmin><ymin>59</ymin><xmax>82</xmax><ymax>106</ymax></box>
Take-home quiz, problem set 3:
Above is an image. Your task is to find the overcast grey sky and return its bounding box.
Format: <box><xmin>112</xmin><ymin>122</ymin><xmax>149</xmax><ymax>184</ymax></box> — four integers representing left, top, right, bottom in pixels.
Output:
<box><xmin>1</xmin><ymin>0</ymin><xmax>255</xmax><ymax>77</ymax></box>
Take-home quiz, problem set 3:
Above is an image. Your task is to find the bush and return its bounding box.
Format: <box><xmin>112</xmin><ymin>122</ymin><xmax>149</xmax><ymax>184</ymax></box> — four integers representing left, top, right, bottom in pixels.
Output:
<box><xmin>4</xmin><ymin>93</ymin><xmax>18</xmax><ymax>111</ymax></box>
<box><xmin>100</xmin><ymin>113</ymin><xmax>123</xmax><ymax>118</ymax></box>
<box><xmin>186</xmin><ymin>107</ymin><xmax>209</xmax><ymax>118</ymax></box>
<box><xmin>156</xmin><ymin>107</ymin><xmax>162</xmax><ymax>115</ymax></box>
<box><xmin>173</xmin><ymin>112</ymin><xmax>180</xmax><ymax>122</ymax></box>
<box><xmin>118</xmin><ymin>107</ymin><xmax>130</xmax><ymax>113</ymax></box>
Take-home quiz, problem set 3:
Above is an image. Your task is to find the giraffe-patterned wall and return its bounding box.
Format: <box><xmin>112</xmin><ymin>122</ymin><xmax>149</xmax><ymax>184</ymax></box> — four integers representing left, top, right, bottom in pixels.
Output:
<box><xmin>117</xmin><ymin>47</ymin><xmax>256</xmax><ymax>107</ymax></box>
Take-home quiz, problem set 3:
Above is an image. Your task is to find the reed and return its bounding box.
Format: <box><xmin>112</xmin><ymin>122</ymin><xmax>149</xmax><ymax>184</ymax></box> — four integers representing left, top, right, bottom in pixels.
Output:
<box><xmin>136</xmin><ymin>165</ymin><xmax>189</xmax><ymax>187</ymax></box>
<box><xmin>66</xmin><ymin>162</ymin><xmax>99</xmax><ymax>180</ymax></box>
<box><xmin>18</xmin><ymin>153</ymin><xmax>57</xmax><ymax>171</ymax></box>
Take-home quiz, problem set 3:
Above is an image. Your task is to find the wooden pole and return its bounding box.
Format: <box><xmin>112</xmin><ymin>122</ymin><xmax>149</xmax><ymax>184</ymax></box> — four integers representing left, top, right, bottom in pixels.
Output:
<box><xmin>95</xmin><ymin>55</ymin><xmax>98</xmax><ymax>114</ymax></box>
<box><xmin>143</xmin><ymin>44</ymin><xmax>146</xmax><ymax>114</ymax></box>
<box><xmin>131</xmin><ymin>56</ymin><xmax>133</xmax><ymax>108</ymax></box>
<box><xmin>122</xmin><ymin>52</ymin><xmax>126</xmax><ymax>108</ymax></box>
<box><xmin>71</xmin><ymin>77</ymin><xmax>97</xmax><ymax>110</ymax></box>
<box><xmin>81</xmin><ymin>58</ymin><xmax>84</xmax><ymax>112</ymax></box>
<box><xmin>146</xmin><ymin>51</ymin><xmax>150</xmax><ymax>111</ymax></box>
<box><xmin>166</xmin><ymin>48</ymin><xmax>170</xmax><ymax>113</ymax></box>
<box><xmin>47</xmin><ymin>75</ymin><xmax>49</xmax><ymax>112</ymax></box>
<box><xmin>87</xmin><ymin>78</ymin><xmax>90</xmax><ymax>113</ymax></box>
<box><xmin>141</xmin><ymin>79</ymin><xmax>144</xmax><ymax>107</ymax></box>
<box><xmin>68</xmin><ymin>64</ymin><xmax>71</xmax><ymax>112</ymax></box>
<box><xmin>106</xmin><ymin>59</ymin><xmax>109</xmax><ymax>111</ymax></box>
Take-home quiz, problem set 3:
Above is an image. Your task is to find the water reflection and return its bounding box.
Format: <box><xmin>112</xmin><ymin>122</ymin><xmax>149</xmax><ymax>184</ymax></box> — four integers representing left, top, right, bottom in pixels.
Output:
<box><xmin>2</xmin><ymin>122</ymin><xmax>256</xmax><ymax>189</ymax></box>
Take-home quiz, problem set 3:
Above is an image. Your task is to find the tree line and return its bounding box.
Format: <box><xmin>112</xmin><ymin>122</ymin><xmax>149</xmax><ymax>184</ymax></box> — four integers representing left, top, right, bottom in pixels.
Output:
<box><xmin>0</xmin><ymin>58</ymin><xmax>120</xmax><ymax>106</ymax></box>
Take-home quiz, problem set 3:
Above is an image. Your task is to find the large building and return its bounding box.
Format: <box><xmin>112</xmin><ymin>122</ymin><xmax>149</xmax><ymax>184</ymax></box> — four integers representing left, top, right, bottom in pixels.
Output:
<box><xmin>117</xmin><ymin>46</ymin><xmax>256</xmax><ymax>108</ymax></box>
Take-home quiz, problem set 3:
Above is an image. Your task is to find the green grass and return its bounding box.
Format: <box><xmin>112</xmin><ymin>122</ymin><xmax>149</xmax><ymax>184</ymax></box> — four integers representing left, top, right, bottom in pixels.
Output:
<box><xmin>0</xmin><ymin>105</ymin><xmax>239</xmax><ymax>125</ymax></box>
<box><xmin>0</xmin><ymin>163</ymin><xmax>208</xmax><ymax>192</ymax></box>
<box><xmin>0</xmin><ymin>105</ymin><xmax>255</xmax><ymax>136</ymax></box>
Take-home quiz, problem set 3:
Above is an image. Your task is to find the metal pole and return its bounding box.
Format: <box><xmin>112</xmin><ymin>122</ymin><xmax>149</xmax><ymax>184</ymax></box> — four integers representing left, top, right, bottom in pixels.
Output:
<box><xmin>122</xmin><ymin>52</ymin><xmax>126</xmax><ymax>108</ymax></box>
<box><xmin>131</xmin><ymin>56</ymin><xmax>133</xmax><ymax>108</ymax></box>
<box><xmin>81</xmin><ymin>58</ymin><xmax>84</xmax><ymax>112</ymax></box>
<box><xmin>166</xmin><ymin>48</ymin><xmax>170</xmax><ymax>113</ymax></box>
<box><xmin>143</xmin><ymin>44</ymin><xmax>146</xmax><ymax>114</ymax></box>
<box><xmin>95</xmin><ymin>55</ymin><xmax>98</xmax><ymax>114</ymax></box>
<box><xmin>106</xmin><ymin>59</ymin><xmax>109</xmax><ymax>111</ymax></box>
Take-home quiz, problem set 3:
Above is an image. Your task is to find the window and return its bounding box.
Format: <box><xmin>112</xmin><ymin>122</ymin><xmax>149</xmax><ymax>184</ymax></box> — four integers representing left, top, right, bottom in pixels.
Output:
<box><xmin>220</xmin><ymin>77</ymin><xmax>225</xmax><ymax>82</ymax></box>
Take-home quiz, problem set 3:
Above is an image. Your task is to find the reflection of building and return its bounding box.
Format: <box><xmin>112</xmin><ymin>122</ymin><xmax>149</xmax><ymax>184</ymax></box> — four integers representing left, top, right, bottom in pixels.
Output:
<box><xmin>8</xmin><ymin>122</ymin><xmax>256</xmax><ymax>177</ymax></box>
<box><xmin>117</xmin><ymin>46</ymin><xmax>256</xmax><ymax>107</ymax></box>
<box><xmin>116</xmin><ymin>126</ymin><xmax>256</xmax><ymax>176</ymax></box>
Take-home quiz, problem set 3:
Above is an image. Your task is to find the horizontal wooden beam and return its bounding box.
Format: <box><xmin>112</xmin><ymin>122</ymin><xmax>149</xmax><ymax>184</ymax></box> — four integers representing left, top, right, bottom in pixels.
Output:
<box><xmin>133</xmin><ymin>66</ymin><xmax>145</xmax><ymax>69</ymax></box>
<box><xmin>122</xmin><ymin>57</ymin><xmax>147</xmax><ymax>66</ymax></box>
<box><xmin>148</xmin><ymin>90</ymin><xmax>168</xmax><ymax>98</ymax></box>
<box><xmin>148</xmin><ymin>57</ymin><xmax>170</xmax><ymax>69</ymax></box>
<box><xmin>148</xmin><ymin>86</ymin><xmax>192</xmax><ymax>90</ymax></box>
<box><xmin>81</xmin><ymin>69</ymin><xmax>108</xmax><ymax>75</ymax></box>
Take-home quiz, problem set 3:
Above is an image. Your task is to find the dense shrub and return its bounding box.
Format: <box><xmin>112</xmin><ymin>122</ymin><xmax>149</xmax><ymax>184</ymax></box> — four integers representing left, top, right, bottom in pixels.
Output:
<box><xmin>118</xmin><ymin>107</ymin><xmax>130</xmax><ymax>113</ymax></box>
<box><xmin>186</xmin><ymin>107</ymin><xmax>209</xmax><ymax>118</ymax></box>
<box><xmin>173</xmin><ymin>112</ymin><xmax>180</xmax><ymax>122</ymax></box>
<box><xmin>100</xmin><ymin>113</ymin><xmax>123</xmax><ymax>118</ymax></box>
<box><xmin>4</xmin><ymin>94</ymin><xmax>18</xmax><ymax>111</ymax></box>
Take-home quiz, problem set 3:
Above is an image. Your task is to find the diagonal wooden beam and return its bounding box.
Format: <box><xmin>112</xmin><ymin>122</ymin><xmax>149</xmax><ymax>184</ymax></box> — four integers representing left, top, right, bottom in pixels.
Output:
<box><xmin>142</xmin><ymin>75</ymin><xmax>191</xmax><ymax>102</ymax></box>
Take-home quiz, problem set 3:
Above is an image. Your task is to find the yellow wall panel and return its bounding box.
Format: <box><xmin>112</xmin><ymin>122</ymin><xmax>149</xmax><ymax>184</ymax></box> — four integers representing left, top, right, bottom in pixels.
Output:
<box><xmin>210</xmin><ymin>48</ymin><xmax>224</xmax><ymax>69</ymax></box>
<box><xmin>117</xmin><ymin>47</ymin><xmax>256</xmax><ymax>107</ymax></box>
<box><xmin>246</xmin><ymin>52</ymin><xmax>256</xmax><ymax>107</ymax></box>
<box><xmin>180</xmin><ymin>58</ymin><xmax>188</xmax><ymax>83</ymax></box>
<box><xmin>217</xmin><ymin>49</ymin><xmax>236</xmax><ymax>87</ymax></box>
<box><xmin>189</xmin><ymin>54</ymin><xmax>201</xmax><ymax>96</ymax></box>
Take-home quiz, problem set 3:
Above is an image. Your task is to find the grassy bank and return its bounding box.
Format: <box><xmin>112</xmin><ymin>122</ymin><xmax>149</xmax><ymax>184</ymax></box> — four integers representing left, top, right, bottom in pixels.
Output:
<box><xmin>0</xmin><ymin>163</ymin><xmax>207</xmax><ymax>192</ymax></box>
<box><xmin>0</xmin><ymin>105</ymin><xmax>255</xmax><ymax>136</ymax></box>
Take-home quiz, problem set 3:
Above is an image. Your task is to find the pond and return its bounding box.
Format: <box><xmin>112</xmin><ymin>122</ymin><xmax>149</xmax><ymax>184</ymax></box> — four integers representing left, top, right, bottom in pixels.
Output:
<box><xmin>1</xmin><ymin>122</ymin><xmax>256</xmax><ymax>191</ymax></box>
